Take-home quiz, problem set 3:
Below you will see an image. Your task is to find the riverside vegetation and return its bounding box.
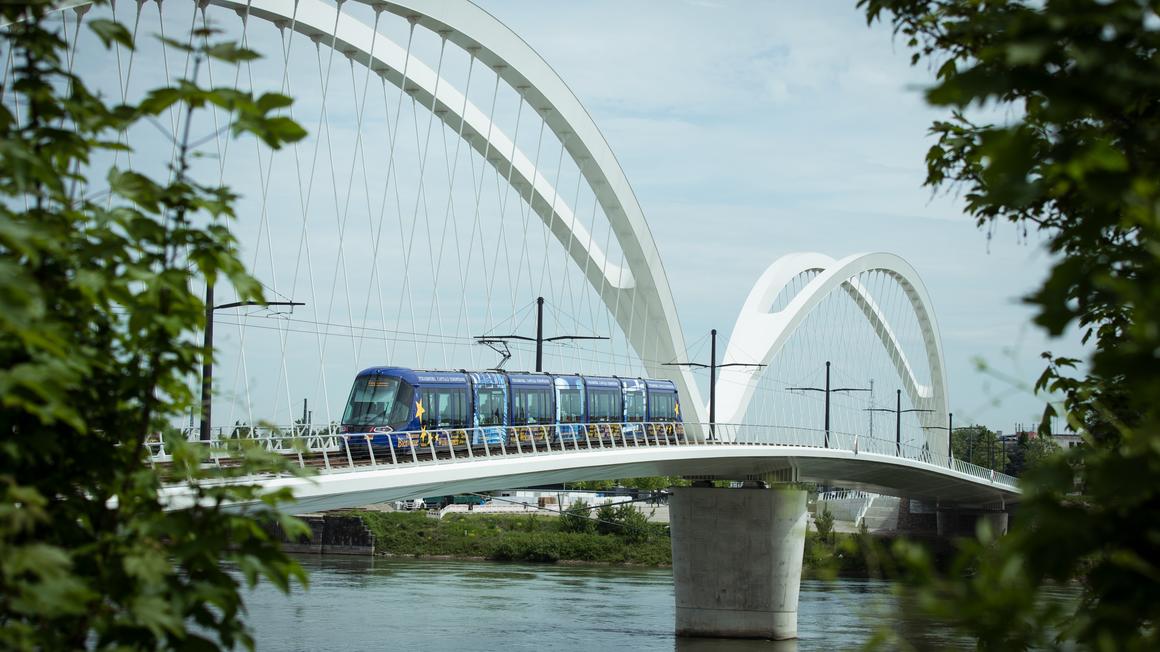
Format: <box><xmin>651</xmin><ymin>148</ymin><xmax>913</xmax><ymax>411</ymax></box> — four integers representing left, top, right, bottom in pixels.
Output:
<box><xmin>352</xmin><ymin>505</ymin><xmax>950</xmax><ymax>576</ymax></box>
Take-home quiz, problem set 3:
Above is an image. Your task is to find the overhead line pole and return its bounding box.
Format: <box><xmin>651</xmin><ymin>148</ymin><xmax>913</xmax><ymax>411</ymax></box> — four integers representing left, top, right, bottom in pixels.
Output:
<box><xmin>864</xmin><ymin>388</ymin><xmax>934</xmax><ymax>456</ymax></box>
<box><xmin>475</xmin><ymin>296</ymin><xmax>608</xmax><ymax>372</ymax></box>
<box><xmin>201</xmin><ymin>299</ymin><xmax>305</xmax><ymax>442</ymax></box>
<box><xmin>788</xmin><ymin>361</ymin><xmax>870</xmax><ymax>448</ymax></box>
<box><xmin>927</xmin><ymin>412</ymin><xmax>956</xmax><ymax>464</ymax></box>
<box><xmin>664</xmin><ymin>329</ymin><xmax>764</xmax><ymax>440</ymax></box>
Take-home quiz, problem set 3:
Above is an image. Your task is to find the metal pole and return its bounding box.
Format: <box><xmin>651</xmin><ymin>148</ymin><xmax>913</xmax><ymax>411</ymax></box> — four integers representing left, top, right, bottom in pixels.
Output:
<box><xmin>948</xmin><ymin>412</ymin><xmax>953</xmax><ymax>460</ymax></box>
<box><xmin>824</xmin><ymin>361</ymin><xmax>831</xmax><ymax>448</ymax></box>
<box><xmin>895</xmin><ymin>389</ymin><xmax>902</xmax><ymax>456</ymax></box>
<box><xmin>535</xmin><ymin>297</ymin><xmax>544</xmax><ymax>372</ymax></box>
<box><xmin>200</xmin><ymin>280</ymin><xmax>214</xmax><ymax>441</ymax></box>
<box><xmin>709</xmin><ymin>328</ymin><xmax>717</xmax><ymax>440</ymax></box>
<box><xmin>302</xmin><ymin>398</ymin><xmax>308</xmax><ymax>426</ymax></box>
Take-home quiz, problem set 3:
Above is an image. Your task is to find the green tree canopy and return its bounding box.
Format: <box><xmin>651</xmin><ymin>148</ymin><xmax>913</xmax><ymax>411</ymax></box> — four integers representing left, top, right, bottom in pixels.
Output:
<box><xmin>950</xmin><ymin>425</ymin><xmax>1010</xmax><ymax>471</ymax></box>
<box><xmin>861</xmin><ymin>0</ymin><xmax>1160</xmax><ymax>647</ymax></box>
<box><xmin>0</xmin><ymin>2</ymin><xmax>308</xmax><ymax>649</ymax></box>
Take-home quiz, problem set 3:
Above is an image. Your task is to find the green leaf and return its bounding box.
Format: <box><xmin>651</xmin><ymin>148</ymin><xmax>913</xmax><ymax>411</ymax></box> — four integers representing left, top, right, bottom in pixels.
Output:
<box><xmin>88</xmin><ymin>19</ymin><xmax>134</xmax><ymax>51</ymax></box>
<box><xmin>204</xmin><ymin>42</ymin><xmax>260</xmax><ymax>63</ymax></box>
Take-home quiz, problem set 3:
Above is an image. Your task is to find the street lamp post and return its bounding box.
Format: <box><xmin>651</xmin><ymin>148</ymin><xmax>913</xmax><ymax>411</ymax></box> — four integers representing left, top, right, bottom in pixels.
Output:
<box><xmin>788</xmin><ymin>361</ymin><xmax>870</xmax><ymax>448</ymax></box>
<box><xmin>200</xmin><ymin>297</ymin><xmax>304</xmax><ymax>441</ymax></box>
<box><xmin>664</xmin><ymin>329</ymin><xmax>765</xmax><ymax>440</ymax></box>
<box><xmin>864</xmin><ymin>388</ymin><xmax>934</xmax><ymax>456</ymax></box>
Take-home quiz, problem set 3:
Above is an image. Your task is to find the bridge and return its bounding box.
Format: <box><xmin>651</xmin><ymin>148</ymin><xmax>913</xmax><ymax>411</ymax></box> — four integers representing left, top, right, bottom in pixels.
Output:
<box><xmin>46</xmin><ymin>0</ymin><xmax>1019</xmax><ymax>641</ymax></box>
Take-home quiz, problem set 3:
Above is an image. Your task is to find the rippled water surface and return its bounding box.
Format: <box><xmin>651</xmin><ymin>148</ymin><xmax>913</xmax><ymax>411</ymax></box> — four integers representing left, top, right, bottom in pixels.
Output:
<box><xmin>241</xmin><ymin>555</ymin><xmax>1028</xmax><ymax>651</ymax></box>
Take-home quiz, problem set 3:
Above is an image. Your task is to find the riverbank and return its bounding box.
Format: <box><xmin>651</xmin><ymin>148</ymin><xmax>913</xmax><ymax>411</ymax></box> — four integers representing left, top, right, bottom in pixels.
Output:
<box><xmin>347</xmin><ymin>510</ymin><xmax>950</xmax><ymax>574</ymax></box>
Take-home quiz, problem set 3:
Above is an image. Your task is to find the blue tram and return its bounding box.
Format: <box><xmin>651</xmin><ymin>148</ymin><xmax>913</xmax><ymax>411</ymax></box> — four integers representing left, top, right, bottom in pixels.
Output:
<box><xmin>338</xmin><ymin>366</ymin><xmax>683</xmax><ymax>452</ymax></box>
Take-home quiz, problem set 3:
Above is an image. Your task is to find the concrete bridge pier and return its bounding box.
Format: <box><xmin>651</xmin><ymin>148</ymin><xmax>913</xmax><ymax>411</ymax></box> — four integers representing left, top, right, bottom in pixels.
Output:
<box><xmin>670</xmin><ymin>485</ymin><xmax>807</xmax><ymax>640</ymax></box>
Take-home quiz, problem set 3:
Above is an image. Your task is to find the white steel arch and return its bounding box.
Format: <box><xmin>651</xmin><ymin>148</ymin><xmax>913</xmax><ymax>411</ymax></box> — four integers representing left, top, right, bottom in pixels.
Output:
<box><xmin>52</xmin><ymin>2</ymin><xmax>954</xmax><ymax>442</ymax></box>
<box><xmin>716</xmin><ymin>252</ymin><xmax>950</xmax><ymax>455</ymax></box>
<box><xmin>197</xmin><ymin>0</ymin><xmax>707</xmax><ymax>423</ymax></box>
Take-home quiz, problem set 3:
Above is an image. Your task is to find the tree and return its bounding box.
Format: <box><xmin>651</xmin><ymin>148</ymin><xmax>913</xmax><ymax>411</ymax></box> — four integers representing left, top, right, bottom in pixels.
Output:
<box><xmin>1023</xmin><ymin>434</ymin><xmax>1062</xmax><ymax>470</ymax></box>
<box><xmin>814</xmin><ymin>505</ymin><xmax>835</xmax><ymax>544</ymax></box>
<box><xmin>861</xmin><ymin>0</ymin><xmax>1160</xmax><ymax>648</ymax></box>
<box><xmin>1005</xmin><ymin>432</ymin><xmax>1063</xmax><ymax>476</ymax></box>
<box><xmin>0</xmin><ymin>2</ymin><xmax>308</xmax><ymax>649</ymax></box>
<box><xmin>950</xmin><ymin>425</ymin><xmax>1009</xmax><ymax>471</ymax></box>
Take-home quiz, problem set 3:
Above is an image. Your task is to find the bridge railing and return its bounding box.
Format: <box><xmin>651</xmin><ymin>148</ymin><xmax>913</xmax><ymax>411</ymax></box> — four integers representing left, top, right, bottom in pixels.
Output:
<box><xmin>144</xmin><ymin>421</ymin><xmax>1019</xmax><ymax>490</ymax></box>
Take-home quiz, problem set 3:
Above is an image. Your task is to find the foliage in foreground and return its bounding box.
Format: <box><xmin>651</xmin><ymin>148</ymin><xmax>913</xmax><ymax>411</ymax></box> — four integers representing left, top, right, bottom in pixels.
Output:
<box><xmin>0</xmin><ymin>2</ymin><xmax>308</xmax><ymax>649</ymax></box>
<box><xmin>862</xmin><ymin>0</ymin><xmax>1160</xmax><ymax>648</ymax></box>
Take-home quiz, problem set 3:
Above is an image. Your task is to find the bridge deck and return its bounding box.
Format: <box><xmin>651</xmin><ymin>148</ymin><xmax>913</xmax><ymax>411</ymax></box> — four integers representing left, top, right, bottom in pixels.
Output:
<box><xmin>154</xmin><ymin>423</ymin><xmax>1019</xmax><ymax>514</ymax></box>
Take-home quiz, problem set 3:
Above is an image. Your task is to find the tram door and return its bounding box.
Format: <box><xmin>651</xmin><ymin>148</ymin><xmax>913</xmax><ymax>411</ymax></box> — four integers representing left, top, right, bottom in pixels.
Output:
<box><xmin>470</xmin><ymin>372</ymin><xmax>508</xmax><ymax>445</ymax></box>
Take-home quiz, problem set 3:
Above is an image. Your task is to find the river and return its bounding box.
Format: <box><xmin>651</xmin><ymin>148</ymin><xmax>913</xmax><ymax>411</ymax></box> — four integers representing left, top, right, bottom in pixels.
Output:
<box><xmin>239</xmin><ymin>554</ymin><xmax>1020</xmax><ymax>651</ymax></box>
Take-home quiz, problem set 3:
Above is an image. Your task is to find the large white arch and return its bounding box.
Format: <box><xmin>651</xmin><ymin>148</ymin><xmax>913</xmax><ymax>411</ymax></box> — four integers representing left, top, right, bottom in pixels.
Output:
<box><xmin>191</xmin><ymin>0</ymin><xmax>708</xmax><ymax>423</ymax></box>
<box><xmin>50</xmin><ymin>2</ymin><xmax>956</xmax><ymax>443</ymax></box>
<box><xmin>716</xmin><ymin>252</ymin><xmax>950</xmax><ymax>455</ymax></box>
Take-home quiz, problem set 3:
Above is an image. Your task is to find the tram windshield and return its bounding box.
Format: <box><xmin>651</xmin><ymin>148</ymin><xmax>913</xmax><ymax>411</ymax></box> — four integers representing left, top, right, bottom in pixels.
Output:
<box><xmin>342</xmin><ymin>375</ymin><xmax>414</xmax><ymax>428</ymax></box>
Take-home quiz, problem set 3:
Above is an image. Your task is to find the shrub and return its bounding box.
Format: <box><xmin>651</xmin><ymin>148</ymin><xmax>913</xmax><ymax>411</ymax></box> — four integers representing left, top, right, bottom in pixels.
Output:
<box><xmin>613</xmin><ymin>504</ymin><xmax>652</xmax><ymax>544</ymax></box>
<box><xmin>595</xmin><ymin>503</ymin><xmax>620</xmax><ymax>536</ymax></box>
<box><xmin>560</xmin><ymin>500</ymin><xmax>596</xmax><ymax>534</ymax></box>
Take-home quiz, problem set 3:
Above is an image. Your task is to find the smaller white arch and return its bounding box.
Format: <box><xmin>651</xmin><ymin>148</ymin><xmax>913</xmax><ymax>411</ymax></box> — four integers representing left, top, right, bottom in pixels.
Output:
<box><xmin>716</xmin><ymin>252</ymin><xmax>949</xmax><ymax>455</ymax></box>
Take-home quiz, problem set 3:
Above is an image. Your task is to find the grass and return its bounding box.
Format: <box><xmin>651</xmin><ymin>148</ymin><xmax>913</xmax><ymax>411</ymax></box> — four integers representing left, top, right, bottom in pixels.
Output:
<box><xmin>351</xmin><ymin>510</ymin><xmax>948</xmax><ymax>572</ymax></box>
<box><xmin>354</xmin><ymin>511</ymin><xmax>672</xmax><ymax>565</ymax></box>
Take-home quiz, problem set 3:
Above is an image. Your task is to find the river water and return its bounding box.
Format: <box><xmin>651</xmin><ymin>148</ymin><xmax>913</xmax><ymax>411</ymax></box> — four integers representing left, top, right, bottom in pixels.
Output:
<box><xmin>240</xmin><ymin>555</ymin><xmax>1002</xmax><ymax>651</ymax></box>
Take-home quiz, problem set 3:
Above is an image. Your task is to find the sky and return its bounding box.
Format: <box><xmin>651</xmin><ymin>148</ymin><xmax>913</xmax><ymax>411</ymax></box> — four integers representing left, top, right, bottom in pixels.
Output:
<box><xmin>52</xmin><ymin>0</ymin><xmax>1086</xmax><ymax>435</ymax></box>
<box><xmin>469</xmin><ymin>0</ymin><xmax>1084</xmax><ymax>433</ymax></box>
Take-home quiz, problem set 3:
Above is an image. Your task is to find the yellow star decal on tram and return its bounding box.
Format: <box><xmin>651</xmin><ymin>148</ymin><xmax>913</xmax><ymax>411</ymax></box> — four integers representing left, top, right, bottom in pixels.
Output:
<box><xmin>415</xmin><ymin>399</ymin><xmax>425</xmax><ymax>422</ymax></box>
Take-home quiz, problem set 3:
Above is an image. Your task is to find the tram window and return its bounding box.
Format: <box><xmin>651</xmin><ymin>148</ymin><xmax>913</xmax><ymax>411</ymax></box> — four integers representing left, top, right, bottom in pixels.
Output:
<box><xmin>624</xmin><ymin>391</ymin><xmax>646</xmax><ymax>422</ymax></box>
<box><xmin>649</xmin><ymin>392</ymin><xmax>676</xmax><ymax>422</ymax></box>
<box><xmin>476</xmin><ymin>388</ymin><xmax>506</xmax><ymax>426</ymax></box>
<box><xmin>428</xmin><ymin>388</ymin><xmax>467</xmax><ymax>428</ymax></box>
<box><xmin>557</xmin><ymin>389</ymin><xmax>583</xmax><ymax>423</ymax></box>
<box><xmin>587</xmin><ymin>389</ymin><xmax>622</xmax><ymax>423</ymax></box>
<box><xmin>513</xmin><ymin>388</ymin><xmax>552</xmax><ymax>425</ymax></box>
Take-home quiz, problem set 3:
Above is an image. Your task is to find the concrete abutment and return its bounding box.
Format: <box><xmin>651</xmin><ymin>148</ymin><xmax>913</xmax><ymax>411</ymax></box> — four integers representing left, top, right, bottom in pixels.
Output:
<box><xmin>670</xmin><ymin>485</ymin><xmax>807</xmax><ymax>640</ymax></box>
<box><xmin>936</xmin><ymin>508</ymin><xmax>1010</xmax><ymax>538</ymax></box>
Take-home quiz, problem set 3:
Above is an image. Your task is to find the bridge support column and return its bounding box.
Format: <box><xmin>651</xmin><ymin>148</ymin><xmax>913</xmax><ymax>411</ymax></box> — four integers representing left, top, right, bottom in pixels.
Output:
<box><xmin>670</xmin><ymin>485</ymin><xmax>806</xmax><ymax>640</ymax></box>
